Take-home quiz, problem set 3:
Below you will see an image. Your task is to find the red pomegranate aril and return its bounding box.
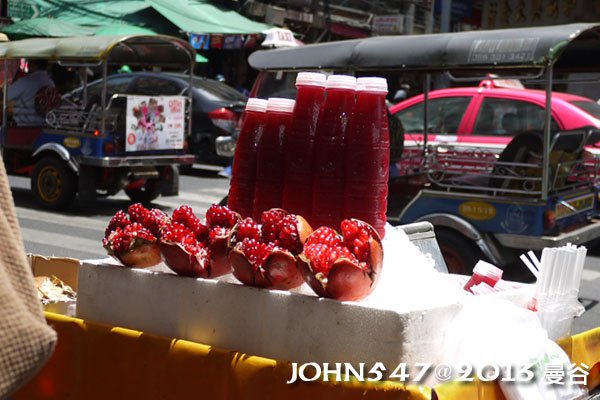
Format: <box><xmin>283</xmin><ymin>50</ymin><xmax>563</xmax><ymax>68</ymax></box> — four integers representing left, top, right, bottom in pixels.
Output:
<box><xmin>298</xmin><ymin>218</ymin><xmax>383</xmax><ymax>301</ymax></box>
<box><xmin>172</xmin><ymin>205</ymin><xmax>208</xmax><ymax>242</ymax></box>
<box><xmin>229</xmin><ymin>208</ymin><xmax>312</xmax><ymax>289</ymax></box>
<box><xmin>104</xmin><ymin>222</ymin><xmax>161</xmax><ymax>268</ymax></box>
<box><xmin>206</xmin><ymin>204</ymin><xmax>241</xmax><ymax>228</ymax></box>
<box><xmin>105</xmin><ymin>210</ymin><xmax>131</xmax><ymax>237</ymax></box>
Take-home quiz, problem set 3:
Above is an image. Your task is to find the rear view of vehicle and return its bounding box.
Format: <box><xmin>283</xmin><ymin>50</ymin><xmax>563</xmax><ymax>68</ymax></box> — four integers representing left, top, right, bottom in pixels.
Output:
<box><xmin>1</xmin><ymin>35</ymin><xmax>196</xmax><ymax>209</ymax></box>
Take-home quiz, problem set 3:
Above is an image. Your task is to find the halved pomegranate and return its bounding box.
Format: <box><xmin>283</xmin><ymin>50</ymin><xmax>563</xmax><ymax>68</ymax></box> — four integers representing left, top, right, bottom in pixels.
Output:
<box><xmin>159</xmin><ymin>221</ymin><xmax>212</xmax><ymax>277</ymax></box>
<box><xmin>229</xmin><ymin>209</ymin><xmax>313</xmax><ymax>289</ymax></box>
<box><xmin>205</xmin><ymin>204</ymin><xmax>241</xmax><ymax>277</ymax></box>
<box><xmin>298</xmin><ymin>219</ymin><xmax>383</xmax><ymax>301</ymax></box>
<box><xmin>159</xmin><ymin>204</ymin><xmax>240</xmax><ymax>278</ymax></box>
<box><xmin>103</xmin><ymin>204</ymin><xmax>167</xmax><ymax>268</ymax></box>
<box><xmin>103</xmin><ymin>222</ymin><xmax>161</xmax><ymax>268</ymax></box>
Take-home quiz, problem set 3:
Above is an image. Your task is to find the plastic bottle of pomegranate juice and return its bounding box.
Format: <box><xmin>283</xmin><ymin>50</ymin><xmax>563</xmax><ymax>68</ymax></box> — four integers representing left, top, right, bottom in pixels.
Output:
<box><xmin>344</xmin><ymin>77</ymin><xmax>390</xmax><ymax>238</ymax></box>
<box><xmin>282</xmin><ymin>72</ymin><xmax>327</xmax><ymax>220</ymax></box>
<box><xmin>228</xmin><ymin>98</ymin><xmax>268</xmax><ymax>218</ymax></box>
<box><xmin>253</xmin><ymin>97</ymin><xmax>295</xmax><ymax>220</ymax></box>
<box><xmin>311</xmin><ymin>75</ymin><xmax>356</xmax><ymax>229</ymax></box>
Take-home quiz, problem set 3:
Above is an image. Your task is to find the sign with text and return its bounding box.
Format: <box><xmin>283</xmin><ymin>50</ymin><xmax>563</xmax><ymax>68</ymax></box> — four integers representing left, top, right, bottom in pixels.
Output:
<box><xmin>372</xmin><ymin>15</ymin><xmax>405</xmax><ymax>35</ymax></box>
<box><xmin>125</xmin><ymin>95</ymin><xmax>185</xmax><ymax>152</ymax></box>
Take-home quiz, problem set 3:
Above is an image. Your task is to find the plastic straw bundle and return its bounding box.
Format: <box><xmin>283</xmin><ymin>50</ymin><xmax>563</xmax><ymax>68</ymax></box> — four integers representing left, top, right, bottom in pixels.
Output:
<box><xmin>535</xmin><ymin>244</ymin><xmax>586</xmax><ymax>340</ymax></box>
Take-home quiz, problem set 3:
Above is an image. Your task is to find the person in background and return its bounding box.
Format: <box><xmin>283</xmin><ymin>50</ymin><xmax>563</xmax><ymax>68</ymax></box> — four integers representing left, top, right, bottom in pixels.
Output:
<box><xmin>7</xmin><ymin>59</ymin><xmax>55</xmax><ymax>126</ymax></box>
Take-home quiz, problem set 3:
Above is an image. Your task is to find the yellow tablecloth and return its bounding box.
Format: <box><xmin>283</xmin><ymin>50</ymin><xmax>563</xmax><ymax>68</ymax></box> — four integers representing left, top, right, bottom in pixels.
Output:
<box><xmin>14</xmin><ymin>313</ymin><xmax>430</xmax><ymax>400</ymax></box>
<box><xmin>13</xmin><ymin>313</ymin><xmax>600</xmax><ymax>400</ymax></box>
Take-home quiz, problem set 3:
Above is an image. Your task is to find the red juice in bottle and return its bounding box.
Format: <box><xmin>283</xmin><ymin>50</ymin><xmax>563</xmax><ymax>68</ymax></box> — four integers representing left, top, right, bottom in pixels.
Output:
<box><xmin>311</xmin><ymin>75</ymin><xmax>356</xmax><ymax>229</ymax></box>
<box><xmin>344</xmin><ymin>77</ymin><xmax>390</xmax><ymax>238</ymax></box>
<box><xmin>282</xmin><ymin>72</ymin><xmax>327</xmax><ymax>220</ymax></box>
<box><xmin>253</xmin><ymin>97</ymin><xmax>295</xmax><ymax>220</ymax></box>
<box><xmin>227</xmin><ymin>98</ymin><xmax>268</xmax><ymax>218</ymax></box>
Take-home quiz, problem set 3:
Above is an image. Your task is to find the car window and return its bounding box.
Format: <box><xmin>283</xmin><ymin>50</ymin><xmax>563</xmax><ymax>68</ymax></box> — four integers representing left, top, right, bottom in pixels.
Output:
<box><xmin>394</xmin><ymin>97</ymin><xmax>471</xmax><ymax>134</ymax></box>
<box><xmin>571</xmin><ymin>100</ymin><xmax>600</xmax><ymax>120</ymax></box>
<box><xmin>80</xmin><ymin>76</ymin><xmax>131</xmax><ymax>103</ymax></box>
<box><xmin>473</xmin><ymin>98</ymin><xmax>559</xmax><ymax>135</ymax></box>
<box><xmin>192</xmin><ymin>78</ymin><xmax>247</xmax><ymax>102</ymax></box>
<box><xmin>255</xmin><ymin>71</ymin><xmax>298</xmax><ymax>100</ymax></box>
<box><xmin>133</xmin><ymin>77</ymin><xmax>181</xmax><ymax>95</ymax></box>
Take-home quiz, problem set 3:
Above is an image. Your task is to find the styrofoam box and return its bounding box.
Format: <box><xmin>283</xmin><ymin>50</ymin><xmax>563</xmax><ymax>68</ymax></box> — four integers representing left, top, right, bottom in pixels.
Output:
<box><xmin>77</xmin><ymin>261</ymin><xmax>463</xmax><ymax>371</ymax></box>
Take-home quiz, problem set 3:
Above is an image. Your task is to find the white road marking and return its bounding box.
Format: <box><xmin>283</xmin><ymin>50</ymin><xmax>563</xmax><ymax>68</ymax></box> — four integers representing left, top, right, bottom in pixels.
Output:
<box><xmin>581</xmin><ymin>269</ymin><xmax>600</xmax><ymax>282</ymax></box>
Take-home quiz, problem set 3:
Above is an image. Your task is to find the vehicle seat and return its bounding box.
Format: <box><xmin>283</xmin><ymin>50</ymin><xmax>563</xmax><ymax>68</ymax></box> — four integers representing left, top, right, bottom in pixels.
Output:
<box><xmin>34</xmin><ymin>86</ymin><xmax>62</xmax><ymax>117</ymax></box>
<box><xmin>489</xmin><ymin>132</ymin><xmax>582</xmax><ymax>193</ymax></box>
<box><xmin>475</xmin><ymin>106</ymin><xmax>496</xmax><ymax>134</ymax></box>
<box><xmin>442</xmin><ymin>112</ymin><xmax>461</xmax><ymax>134</ymax></box>
<box><xmin>501</xmin><ymin>113</ymin><xmax>519</xmax><ymax>133</ymax></box>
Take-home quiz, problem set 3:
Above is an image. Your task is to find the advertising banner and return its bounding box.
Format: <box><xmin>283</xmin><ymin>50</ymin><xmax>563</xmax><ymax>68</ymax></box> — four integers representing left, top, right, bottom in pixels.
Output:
<box><xmin>126</xmin><ymin>95</ymin><xmax>185</xmax><ymax>152</ymax></box>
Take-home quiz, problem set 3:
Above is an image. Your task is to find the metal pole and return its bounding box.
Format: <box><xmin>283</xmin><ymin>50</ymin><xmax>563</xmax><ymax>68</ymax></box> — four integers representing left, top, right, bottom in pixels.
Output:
<box><xmin>441</xmin><ymin>0</ymin><xmax>452</xmax><ymax>33</ymax></box>
<box><xmin>542</xmin><ymin>64</ymin><xmax>553</xmax><ymax>201</ymax></box>
<box><xmin>423</xmin><ymin>73</ymin><xmax>430</xmax><ymax>150</ymax></box>
<box><xmin>188</xmin><ymin>58</ymin><xmax>193</xmax><ymax>141</ymax></box>
<box><xmin>101</xmin><ymin>61</ymin><xmax>107</xmax><ymax>134</ymax></box>
<box><xmin>1</xmin><ymin>60</ymin><xmax>7</xmax><ymax>152</ymax></box>
<box><xmin>82</xmin><ymin>67</ymin><xmax>88</xmax><ymax>109</ymax></box>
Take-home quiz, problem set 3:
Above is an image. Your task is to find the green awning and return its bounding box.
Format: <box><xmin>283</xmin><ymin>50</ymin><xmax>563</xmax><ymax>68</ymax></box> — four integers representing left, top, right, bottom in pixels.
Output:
<box><xmin>38</xmin><ymin>0</ymin><xmax>152</xmax><ymax>26</ymax></box>
<box><xmin>195</xmin><ymin>53</ymin><xmax>208</xmax><ymax>63</ymax></box>
<box><xmin>94</xmin><ymin>23</ymin><xmax>157</xmax><ymax>36</ymax></box>
<box><xmin>2</xmin><ymin>17</ymin><xmax>96</xmax><ymax>39</ymax></box>
<box><xmin>147</xmin><ymin>0</ymin><xmax>270</xmax><ymax>34</ymax></box>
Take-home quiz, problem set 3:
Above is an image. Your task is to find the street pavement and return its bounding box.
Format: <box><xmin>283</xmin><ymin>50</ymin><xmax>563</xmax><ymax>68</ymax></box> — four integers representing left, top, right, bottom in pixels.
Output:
<box><xmin>7</xmin><ymin>168</ymin><xmax>600</xmax><ymax>335</ymax></box>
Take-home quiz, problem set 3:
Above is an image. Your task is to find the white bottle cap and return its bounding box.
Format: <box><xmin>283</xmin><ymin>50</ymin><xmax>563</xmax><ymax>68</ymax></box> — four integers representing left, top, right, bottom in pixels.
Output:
<box><xmin>357</xmin><ymin>77</ymin><xmax>388</xmax><ymax>93</ymax></box>
<box><xmin>245</xmin><ymin>98</ymin><xmax>268</xmax><ymax>113</ymax></box>
<box><xmin>296</xmin><ymin>72</ymin><xmax>327</xmax><ymax>87</ymax></box>
<box><xmin>326</xmin><ymin>75</ymin><xmax>356</xmax><ymax>90</ymax></box>
<box><xmin>267</xmin><ymin>97</ymin><xmax>296</xmax><ymax>113</ymax></box>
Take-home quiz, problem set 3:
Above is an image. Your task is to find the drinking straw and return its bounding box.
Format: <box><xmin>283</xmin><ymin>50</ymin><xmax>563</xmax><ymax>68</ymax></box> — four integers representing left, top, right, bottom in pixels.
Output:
<box><xmin>536</xmin><ymin>248</ymin><xmax>554</xmax><ymax>301</ymax></box>
<box><xmin>520</xmin><ymin>253</ymin><xmax>540</xmax><ymax>279</ymax></box>
<box><xmin>571</xmin><ymin>246</ymin><xmax>587</xmax><ymax>296</ymax></box>
<box><xmin>527</xmin><ymin>250</ymin><xmax>542</xmax><ymax>271</ymax></box>
<box><xmin>555</xmin><ymin>247</ymin><xmax>574</xmax><ymax>299</ymax></box>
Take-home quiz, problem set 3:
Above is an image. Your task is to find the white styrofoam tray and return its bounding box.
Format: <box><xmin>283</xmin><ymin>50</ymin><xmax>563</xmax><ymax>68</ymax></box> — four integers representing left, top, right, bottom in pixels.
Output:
<box><xmin>76</xmin><ymin>261</ymin><xmax>463</xmax><ymax>371</ymax></box>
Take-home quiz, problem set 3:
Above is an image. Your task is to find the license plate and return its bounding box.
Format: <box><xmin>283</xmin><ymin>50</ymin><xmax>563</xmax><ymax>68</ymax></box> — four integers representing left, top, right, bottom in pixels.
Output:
<box><xmin>555</xmin><ymin>193</ymin><xmax>595</xmax><ymax>219</ymax></box>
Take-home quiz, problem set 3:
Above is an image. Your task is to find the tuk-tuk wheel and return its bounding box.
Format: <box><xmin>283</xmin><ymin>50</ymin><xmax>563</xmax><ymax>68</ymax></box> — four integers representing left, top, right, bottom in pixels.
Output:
<box><xmin>31</xmin><ymin>156</ymin><xmax>77</xmax><ymax>210</ymax></box>
<box><xmin>124</xmin><ymin>179</ymin><xmax>162</xmax><ymax>204</ymax></box>
<box><xmin>435</xmin><ymin>228</ymin><xmax>483</xmax><ymax>275</ymax></box>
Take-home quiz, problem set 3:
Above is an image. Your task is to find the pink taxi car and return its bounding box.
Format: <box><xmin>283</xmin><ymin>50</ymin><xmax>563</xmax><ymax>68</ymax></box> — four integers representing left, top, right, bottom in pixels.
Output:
<box><xmin>389</xmin><ymin>79</ymin><xmax>600</xmax><ymax>153</ymax></box>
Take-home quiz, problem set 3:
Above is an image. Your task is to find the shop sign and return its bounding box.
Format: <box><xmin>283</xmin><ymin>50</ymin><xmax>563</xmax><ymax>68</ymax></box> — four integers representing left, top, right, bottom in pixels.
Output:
<box><xmin>223</xmin><ymin>35</ymin><xmax>244</xmax><ymax>49</ymax></box>
<box><xmin>125</xmin><ymin>95</ymin><xmax>185</xmax><ymax>152</ymax></box>
<box><xmin>372</xmin><ymin>15</ymin><xmax>405</xmax><ymax>35</ymax></box>
<box><xmin>458</xmin><ymin>201</ymin><xmax>497</xmax><ymax>221</ymax></box>
<box><xmin>211</xmin><ymin>35</ymin><xmax>223</xmax><ymax>49</ymax></box>
<box><xmin>189</xmin><ymin>34</ymin><xmax>210</xmax><ymax>50</ymax></box>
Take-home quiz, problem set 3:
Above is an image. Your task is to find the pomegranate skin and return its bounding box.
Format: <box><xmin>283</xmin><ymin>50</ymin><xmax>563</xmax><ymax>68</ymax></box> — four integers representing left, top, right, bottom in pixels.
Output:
<box><xmin>159</xmin><ymin>241</ymin><xmax>209</xmax><ymax>278</ymax></box>
<box><xmin>298</xmin><ymin>218</ymin><xmax>383</xmax><ymax>301</ymax></box>
<box><xmin>228</xmin><ymin>208</ymin><xmax>313</xmax><ymax>290</ymax></box>
<box><xmin>208</xmin><ymin>235</ymin><xmax>233</xmax><ymax>278</ymax></box>
<box><xmin>116</xmin><ymin>243</ymin><xmax>162</xmax><ymax>268</ymax></box>
<box><xmin>230</xmin><ymin>247</ymin><xmax>299</xmax><ymax>289</ymax></box>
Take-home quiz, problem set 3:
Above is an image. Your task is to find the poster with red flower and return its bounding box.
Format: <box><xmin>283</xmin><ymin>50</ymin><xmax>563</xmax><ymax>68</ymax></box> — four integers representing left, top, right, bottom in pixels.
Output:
<box><xmin>125</xmin><ymin>95</ymin><xmax>186</xmax><ymax>151</ymax></box>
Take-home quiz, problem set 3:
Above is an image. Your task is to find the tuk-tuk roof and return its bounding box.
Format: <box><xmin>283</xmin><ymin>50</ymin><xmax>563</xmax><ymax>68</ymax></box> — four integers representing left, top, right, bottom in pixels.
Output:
<box><xmin>0</xmin><ymin>34</ymin><xmax>195</xmax><ymax>66</ymax></box>
<box><xmin>249</xmin><ymin>23</ymin><xmax>600</xmax><ymax>72</ymax></box>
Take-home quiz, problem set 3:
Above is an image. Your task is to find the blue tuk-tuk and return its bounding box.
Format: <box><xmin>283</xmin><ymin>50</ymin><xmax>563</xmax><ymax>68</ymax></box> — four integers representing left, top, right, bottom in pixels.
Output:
<box><xmin>247</xmin><ymin>23</ymin><xmax>600</xmax><ymax>274</ymax></box>
<box><xmin>0</xmin><ymin>35</ymin><xmax>196</xmax><ymax>209</ymax></box>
